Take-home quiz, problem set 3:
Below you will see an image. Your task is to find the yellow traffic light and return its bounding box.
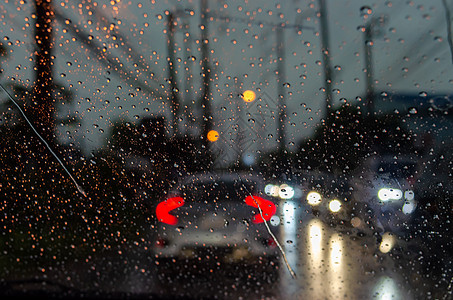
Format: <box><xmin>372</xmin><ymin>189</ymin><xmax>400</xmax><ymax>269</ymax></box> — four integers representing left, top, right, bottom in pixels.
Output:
<box><xmin>207</xmin><ymin>130</ymin><xmax>219</xmax><ymax>142</ymax></box>
<box><xmin>242</xmin><ymin>90</ymin><xmax>256</xmax><ymax>103</ymax></box>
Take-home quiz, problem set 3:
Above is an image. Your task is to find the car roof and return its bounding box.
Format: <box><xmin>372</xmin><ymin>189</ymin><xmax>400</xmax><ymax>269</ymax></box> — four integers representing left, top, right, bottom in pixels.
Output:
<box><xmin>178</xmin><ymin>172</ymin><xmax>265</xmax><ymax>186</ymax></box>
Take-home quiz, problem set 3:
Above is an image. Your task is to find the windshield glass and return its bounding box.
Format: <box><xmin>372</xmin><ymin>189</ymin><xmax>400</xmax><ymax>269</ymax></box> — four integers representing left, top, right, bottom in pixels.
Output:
<box><xmin>179</xmin><ymin>181</ymin><xmax>258</xmax><ymax>201</ymax></box>
<box><xmin>377</xmin><ymin>162</ymin><xmax>417</xmax><ymax>178</ymax></box>
<box><xmin>0</xmin><ymin>0</ymin><xmax>452</xmax><ymax>299</ymax></box>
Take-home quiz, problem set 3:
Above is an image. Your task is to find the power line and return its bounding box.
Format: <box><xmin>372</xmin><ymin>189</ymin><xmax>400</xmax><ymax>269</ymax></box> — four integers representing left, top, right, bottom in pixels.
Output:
<box><xmin>54</xmin><ymin>10</ymin><xmax>166</xmax><ymax>100</ymax></box>
<box><xmin>208</xmin><ymin>13</ymin><xmax>315</xmax><ymax>31</ymax></box>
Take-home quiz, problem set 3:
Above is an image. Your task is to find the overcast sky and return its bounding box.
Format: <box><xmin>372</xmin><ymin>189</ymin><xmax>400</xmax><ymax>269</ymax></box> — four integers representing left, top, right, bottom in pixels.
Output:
<box><xmin>1</xmin><ymin>0</ymin><xmax>452</xmax><ymax>163</ymax></box>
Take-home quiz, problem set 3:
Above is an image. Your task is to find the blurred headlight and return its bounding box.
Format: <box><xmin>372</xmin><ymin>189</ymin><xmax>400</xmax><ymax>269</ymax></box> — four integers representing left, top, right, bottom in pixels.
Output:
<box><xmin>329</xmin><ymin>199</ymin><xmax>342</xmax><ymax>213</ymax></box>
<box><xmin>307</xmin><ymin>191</ymin><xmax>322</xmax><ymax>206</ymax></box>
<box><xmin>404</xmin><ymin>190</ymin><xmax>415</xmax><ymax>201</ymax></box>
<box><xmin>402</xmin><ymin>201</ymin><xmax>416</xmax><ymax>214</ymax></box>
<box><xmin>379</xmin><ymin>232</ymin><xmax>395</xmax><ymax>253</ymax></box>
<box><xmin>265</xmin><ymin>184</ymin><xmax>280</xmax><ymax>197</ymax></box>
<box><xmin>270</xmin><ymin>215</ymin><xmax>280</xmax><ymax>226</ymax></box>
<box><xmin>378</xmin><ymin>188</ymin><xmax>402</xmax><ymax>201</ymax></box>
<box><xmin>279</xmin><ymin>184</ymin><xmax>295</xmax><ymax>199</ymax></box>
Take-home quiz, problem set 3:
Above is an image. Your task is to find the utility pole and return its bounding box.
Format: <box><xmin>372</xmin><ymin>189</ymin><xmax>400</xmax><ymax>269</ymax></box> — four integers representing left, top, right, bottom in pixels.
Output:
<box><xmin>364</xmin><ymin>21</ymin><xmax>375</xmax><ymax>114</ymax></box>
<box><xmin>33</xmin><ymin>0</ymin><xmax>55</xmax><ymax>144</ymax></box>
<box><xmin>276</xmin><ymin>26</ymin><xmax>286</xmax><ymax>153</ymax></box>
<box><xmin>200</xmin><ymin>0</ymin><xmax>212</xmax><ymax>155</ymax></box>
<box><xmin>166</xmin><ymin>12</ymin><xmax>181</xmax><ymax>137</ymax></box>
<box><xmin>318</xmin><ymin>0</ymin><xmax>333</xmax><ymax>119</ymax></box>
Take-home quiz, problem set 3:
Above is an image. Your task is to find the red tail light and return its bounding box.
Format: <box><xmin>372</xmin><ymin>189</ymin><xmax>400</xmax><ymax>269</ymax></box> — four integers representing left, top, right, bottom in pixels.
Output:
<box><xmin>245</xmin><ymin>195</ymin><xmax>276</xmax><ymax>224</ymax></box>
<box><xmin>156</xmin><ymin>197</ymin><xmax>184</xmax><ymax>225</ymax></box>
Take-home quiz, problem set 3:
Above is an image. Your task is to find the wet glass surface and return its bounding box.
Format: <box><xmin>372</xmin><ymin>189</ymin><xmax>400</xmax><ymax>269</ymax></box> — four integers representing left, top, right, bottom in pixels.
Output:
<box><xmin>0</xmin><ymin>0</ymin><xmax>452</xmax><ymax>299</ymax></box>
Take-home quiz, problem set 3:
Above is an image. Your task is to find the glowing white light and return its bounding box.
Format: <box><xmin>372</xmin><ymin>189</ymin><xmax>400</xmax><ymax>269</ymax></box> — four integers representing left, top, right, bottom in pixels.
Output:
<box><xmin>378</xmin><ymin>188</ymin><xmax>402</xmax><ymax>201</ymax></box>
<box><xmin>283</xmin><ymin>201</ymin><xmax>296</xmax><ymax>219</ymax></box>
<box><xmin>283</xmin><ymin>201</ymin><xmax>297</xmax><ymax>234</ymax></box>
<box><xmin>379</xmin><ymin>232</ymin><xmax>395</xmax><ymax>253</ymax></box>
<box><xmin>402</xmin><ymin>201</ymin><xmax>416</xmax><ymax>214</ymax></box>
<box><xmin>307</xmin><ymin>191</ymin><xmax>322</xmax><ymax>206</ymax></box>
<box><xmin>329</xmin><ymin>199</ymin><xmax>342</xmax><ymax>213</ymax></box>
<box><xmin>270</xmin><ymin>215</ymin><xmax>280</xmax><ymax>226</ymax></box>
<box><xmin>404</xmin><ymin>190</ymin><xmax>414</xmax><ymax>201</ymax></box>
<box><xmin>372</xmin><ymin>276</ymin><xmax>400</xmax><ymax>300</ymax></box>
<box><xmin>329</xmin><ymin>233</ymin><xmax>344</xmax><ymax>299</ymax></box>
<box><xmin>308</xmin><ymin>219</ymin><xmax>323</xmax><ymax>258</ymax></box>
<box><xmin>279</xmin><ymin>184</ymin><xmax>295</xmax><ymax>199</ymax></box>
<box><xmin>265</xmin><ymin>184</ymin><xmax>280</xmax><ymax>197</ymax></box>
<box><xmin>330</xmin><ymin>233</ymin><xmax>343</xmax><ymax>266</ymax></box>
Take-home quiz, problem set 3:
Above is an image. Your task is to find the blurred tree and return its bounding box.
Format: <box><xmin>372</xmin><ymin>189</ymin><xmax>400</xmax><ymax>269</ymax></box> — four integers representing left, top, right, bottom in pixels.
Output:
<box><xmin>294</xmin><ymin>104</ymin><xmax>415</xmax><ymax>174</ymax></box>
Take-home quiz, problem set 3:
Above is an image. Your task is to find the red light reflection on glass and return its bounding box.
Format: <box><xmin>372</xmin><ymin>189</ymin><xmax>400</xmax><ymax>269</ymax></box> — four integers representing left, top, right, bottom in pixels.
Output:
<box><xmin>245</xmin><ymin>195</ymin><xmax>276</xmax><ymax>223</ymax></box>
<box><xmin>156</xmin><ymin>197</ymin><xmax>184</xmax><ymax>225</ymax></box>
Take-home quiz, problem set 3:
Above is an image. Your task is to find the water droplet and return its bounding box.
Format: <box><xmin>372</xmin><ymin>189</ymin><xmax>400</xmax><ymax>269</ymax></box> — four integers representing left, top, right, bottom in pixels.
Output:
<box><xmin>283</xmin><ymin>82</ymin><xmax>290</xmax><ymax>88</ymax></box>
<box><xmin>360</xmin><ymin>6</ymin><xmax>372</xmax><ymax>16</ymax></box>
<box><xmin>435</xmin><ymin>36</ymin><xmax>443</xmax><ymax>42</ymax></box>
<box><xmin>419</xmin><ymin>91</ymin><xmax>427</xmax><ymax>97</ymax></box>
<box><xmin>184</xmin><ymin>9</ymin><xmax>194</xmax><ymax>16</ymax></box>
<box><xmin>156</xmin><ymin>14</ymin><xmax>163</xmax><ymax>20</ymax></box>
<box><xmin>60</xmin><ymin>73</ymin><xmax>66</xmax><ymax>77</ymax></box>
<box><xmin>286</xmin><ymin>240</ymin><xmax>293</xmax><ymax>244</ymax></box>
<box><xmin>408</xmin><ymin>107</ymin><xmax>418</xmax><ymax>114</ymax></box>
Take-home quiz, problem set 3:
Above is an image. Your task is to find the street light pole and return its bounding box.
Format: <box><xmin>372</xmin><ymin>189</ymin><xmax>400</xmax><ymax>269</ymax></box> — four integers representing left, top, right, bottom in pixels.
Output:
<box><xmin>276</xmin><ymin>26</ymin><xmax>286</xmax><ymax>154</ymax></box>
<box><xmin>318</xmin><ymin>0</ymin><xmax>333</xmax><ymax>119</ymax></box>
<box><xmin>33</xmin><ymin>0</ymin><xmax>55</xmax><ymax>144</ymax></box>
<box><xmin>200</xmin><ymin>0</ymin><xmax>212</xmax><ymax>154</ymax></box>
<box><xmin>166</xmin><ymin>12</ymin><xmax>181</xmax><ymax>137</ymax></box>
<box><xmin>364</xmin><ymin>21</ymin><xmax>375</xmax><ymax>114</ymax></box>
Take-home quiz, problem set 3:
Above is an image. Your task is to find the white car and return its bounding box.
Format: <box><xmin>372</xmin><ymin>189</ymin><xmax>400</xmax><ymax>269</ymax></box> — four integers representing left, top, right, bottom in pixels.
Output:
<box><xmin>349</xmin><ymin>154</ymin><xmax>419</xmax><ymax>237</ymax></box>
<box><xmin>151</xmin><ymin>172</ymin><xmax>281</xmax><ymax>274</ymax></box>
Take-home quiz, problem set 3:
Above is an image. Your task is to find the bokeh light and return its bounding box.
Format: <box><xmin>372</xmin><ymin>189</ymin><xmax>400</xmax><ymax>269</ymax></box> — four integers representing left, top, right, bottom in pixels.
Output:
<box><xmin>207</xmin><ymin>130</ymin><xmax>219</xmax><ymax>142</ymax></box>
<box><xmin>242</xmin><ymin>90</ymin><xmax>256</xmax><ymax>102</ymax></box>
